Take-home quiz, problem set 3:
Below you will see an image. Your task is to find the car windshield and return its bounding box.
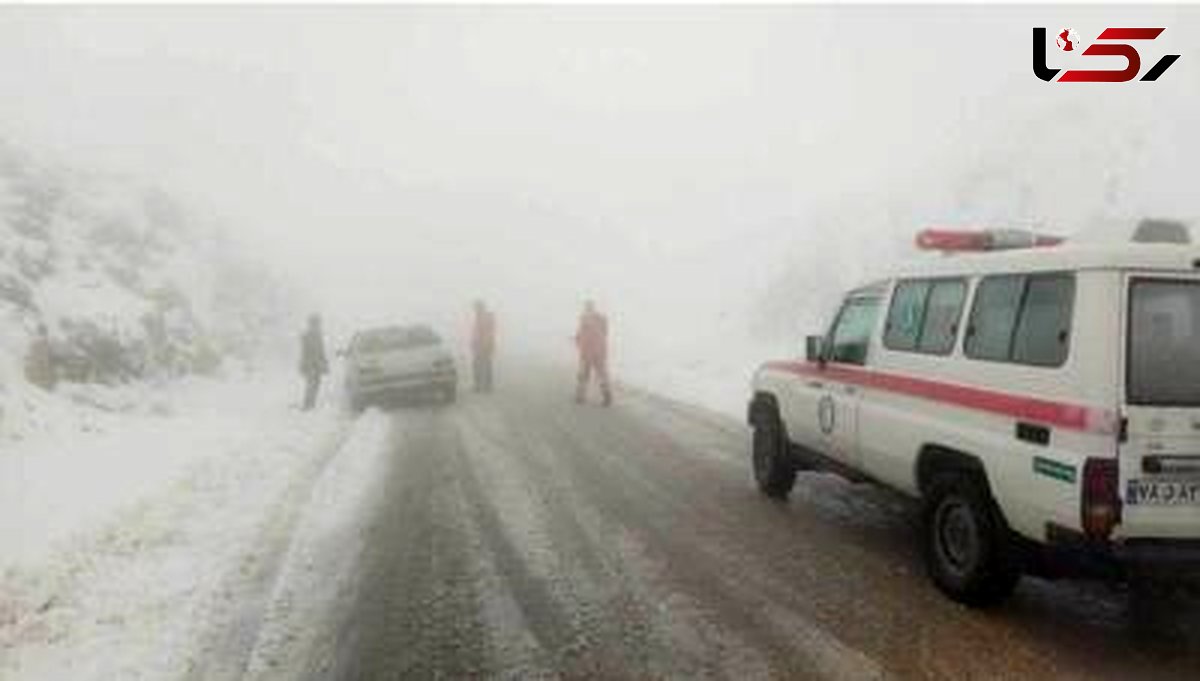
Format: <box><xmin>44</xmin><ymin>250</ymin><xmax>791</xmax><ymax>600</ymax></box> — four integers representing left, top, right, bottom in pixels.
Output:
<box><xmin>356</xmin><ymin>326</ymin><xmax>440</xmax><ymax>353</ymax></box>
<box><xmin>1128</xmin><ymin>279</ymin><xmax>1200</xmax><ymax>406</ymax></box>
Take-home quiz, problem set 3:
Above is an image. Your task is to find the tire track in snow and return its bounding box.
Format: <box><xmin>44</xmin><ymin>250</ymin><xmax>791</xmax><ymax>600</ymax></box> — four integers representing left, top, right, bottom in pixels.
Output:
<box><xmin>454</xmin><ymin>401</ymin><xmax>664</xmax><ymax>678</ymax></box>
<box><xmin>529</xmin><ymin>397</ymin><xmax>887</xmax><ymax>681</ymax></box>
<box><xmin>334</xmin><ymin>408</ymin><xmax>492</xmax><ymax>680</ymax></box>
<box><xmin>456</xmin><ymin>398</ymin><xmax>778</xmax><ymax>679</ymax></box>
<box><xmin>488</xmin><ymin>413</ymin><xmax>779</xmax><ymax>678</ymax></box>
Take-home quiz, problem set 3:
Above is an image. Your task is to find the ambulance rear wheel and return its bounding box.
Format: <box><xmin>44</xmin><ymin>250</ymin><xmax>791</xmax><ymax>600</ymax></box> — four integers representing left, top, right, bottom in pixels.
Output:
<box><xmin>923</xmin><ymin>473</ymin><xmax>1020</xmax><ymax>607</ymax></box>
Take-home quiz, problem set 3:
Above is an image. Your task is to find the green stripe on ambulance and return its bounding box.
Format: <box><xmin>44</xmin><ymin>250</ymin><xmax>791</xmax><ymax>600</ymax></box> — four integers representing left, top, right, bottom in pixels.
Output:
<box><xmin>1033</xmin><ymin>456</ymin><xmax>1076</xmax><ymax>484</ymax></box>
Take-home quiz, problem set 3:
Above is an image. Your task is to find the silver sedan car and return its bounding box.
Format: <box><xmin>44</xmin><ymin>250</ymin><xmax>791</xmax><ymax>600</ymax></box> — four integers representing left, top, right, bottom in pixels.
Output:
<box><xmin>343</xmin><ymin>325</ymin><xmax>457</xmax><ymax>411</ymax></box>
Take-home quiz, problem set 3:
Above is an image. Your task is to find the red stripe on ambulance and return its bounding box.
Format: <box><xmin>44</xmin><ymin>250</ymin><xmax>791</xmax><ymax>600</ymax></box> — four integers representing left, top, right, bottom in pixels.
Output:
<box><xmin>762</xmin><ymin>361</ymin><xmax>1116</xmax><ymax>435</ymax></box>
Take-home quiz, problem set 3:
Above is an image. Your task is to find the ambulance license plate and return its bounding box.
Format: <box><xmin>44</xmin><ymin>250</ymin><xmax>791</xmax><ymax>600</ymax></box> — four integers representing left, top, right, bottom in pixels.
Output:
<box><xmin>1126</xmin><ymin>479</ymin><xmax>1200</xmax><ymax>506</ymax></box>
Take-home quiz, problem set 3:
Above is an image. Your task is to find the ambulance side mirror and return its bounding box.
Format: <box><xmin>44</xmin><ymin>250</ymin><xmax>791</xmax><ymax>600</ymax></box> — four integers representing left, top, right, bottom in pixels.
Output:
<box><xmin>805</xmin><ymin>335</ymin><xmax>826</xmax><ymax>365</ymax></box>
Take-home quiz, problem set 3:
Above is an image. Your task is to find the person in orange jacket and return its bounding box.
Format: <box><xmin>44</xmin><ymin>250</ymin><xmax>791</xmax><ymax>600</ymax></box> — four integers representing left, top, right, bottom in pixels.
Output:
<box><xmin>471</xmin><ymin>299</ymin><xmax>496</xmax><ymax>393</ymax></box>
<box><xmin>574</xmin><ymin>299</ymin><xmax>611</xmax><ymax>406</ymax></box>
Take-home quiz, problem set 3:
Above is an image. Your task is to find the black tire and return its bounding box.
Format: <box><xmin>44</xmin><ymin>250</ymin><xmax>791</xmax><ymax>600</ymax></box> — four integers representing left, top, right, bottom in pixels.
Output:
<box><xmin>923</xmin><ymin>473</ymin><xmax>1021</xmax><ymax>607</ymax></box>
<box><xmin>751</xmin><ymin>410</ymin><xmax>797</xmax><ymax>500</ymax></box>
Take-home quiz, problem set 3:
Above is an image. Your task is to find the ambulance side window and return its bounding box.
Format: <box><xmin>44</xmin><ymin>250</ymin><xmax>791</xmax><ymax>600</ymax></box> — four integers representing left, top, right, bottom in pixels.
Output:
<box><xmin>965</xmin><ymin>276</ymin><xmax>1024</xmax><ymax>361</ymax></box>
<box><xmin>1012</xmin><ymin>274</ymin><xmax>1074</xmax><ymax>366</ymax></box>
<box><xmin>884</xmin><ymin>278</ymin><xmax>967</xmax><ymax>355</ymax></box>
<box><xmin>883</xmin><ymin>281</ymin><xmax>930</xmax><ymax>351</ymax></box>
<box><xmin>965</xmin><ymin>273</ymin><xmax>1074</xmax><ymax>367</ymax></box>
<box><xmin>919</xmin><ymin>280</ymin><xmax>968</xmax><ymax>354</ymax></box>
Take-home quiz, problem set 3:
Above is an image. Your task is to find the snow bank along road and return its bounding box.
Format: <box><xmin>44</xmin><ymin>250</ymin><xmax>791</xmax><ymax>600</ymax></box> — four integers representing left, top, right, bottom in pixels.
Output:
<box><xmin>247</xmin><ymin>366</ymin><xmax>1199</xmax><ymax>681</ymax></box>
<box><xmin>0</xmin><ymin>374</ymin><xmax>381</xmax><ymax>681</ymax></box>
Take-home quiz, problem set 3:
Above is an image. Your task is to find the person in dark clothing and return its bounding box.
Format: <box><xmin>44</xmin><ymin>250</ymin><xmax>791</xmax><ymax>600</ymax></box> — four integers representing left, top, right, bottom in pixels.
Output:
<box><xmin>471</xmin><ymin>300</ymin><xmax>496</xmax><ymax>393</ymax></box>
<box><xmin>574</xmin><ymin>300</ymin><xmax>611</xmax><ymax>406</ymax></box>
<box><xmin>299</xmin><ymin>314</ymin><xmax>328</xmax><ymax>410</ymax></box>
<box><xmin>24</xmin><ymin>323</ymin><xmax>57</xmax><ymax>391</ymax></box>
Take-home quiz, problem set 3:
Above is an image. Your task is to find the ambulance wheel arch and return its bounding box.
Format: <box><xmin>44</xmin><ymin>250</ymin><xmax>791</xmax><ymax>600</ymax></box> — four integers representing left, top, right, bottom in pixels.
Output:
<box><xmin>916</xmin><ymin>445</ymin><xmax>990</xmax><ymax>495</ymax></box>
<box><xmin>912</xmin><ymin>437</ymin><xmax>1047</xmax><ymax>543</ymax></box>
<box><xmin>915</xmin><ymin>444</ymin><xmax>1024</xmax><ymax>531</ymax></box>
<box><xmin>747</xmin><ymin>391</ymin><xmax>780</xmax><ymax>429</ymax></box>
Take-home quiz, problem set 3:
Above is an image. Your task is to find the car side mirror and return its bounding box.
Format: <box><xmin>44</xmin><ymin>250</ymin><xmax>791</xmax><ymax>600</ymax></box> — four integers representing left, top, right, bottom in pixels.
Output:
<box><xmin>805</xmin><ymin>335</ymin><xmax>826</xmax><ymax>364</ymax></box>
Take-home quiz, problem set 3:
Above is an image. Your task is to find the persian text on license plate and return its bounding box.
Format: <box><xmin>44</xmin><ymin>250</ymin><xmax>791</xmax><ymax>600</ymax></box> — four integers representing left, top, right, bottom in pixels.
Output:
<box><xmin>1125</xmin><ymin>479</ymin><xmax>1200</xmax><ymax>506</ymax></box>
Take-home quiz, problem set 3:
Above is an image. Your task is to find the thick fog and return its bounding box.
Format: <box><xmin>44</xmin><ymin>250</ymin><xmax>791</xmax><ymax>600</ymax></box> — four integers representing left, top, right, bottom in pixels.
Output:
<box><xmin>2</xmin><ymin>5</ymin><xmax>1198</xmax><ymax>371</ymax></box>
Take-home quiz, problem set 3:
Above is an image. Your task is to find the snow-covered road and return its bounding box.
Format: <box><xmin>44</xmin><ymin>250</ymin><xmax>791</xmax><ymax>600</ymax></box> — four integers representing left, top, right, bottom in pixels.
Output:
<box><xmin>242</xmin><ymin>367</ymin><xmax>1200</xmax><ymax>680</ymax></box>
<box><xmin>4</xmin><ymin>366</ymin><xmax>1200</xmax><ymax>680</ymax></box>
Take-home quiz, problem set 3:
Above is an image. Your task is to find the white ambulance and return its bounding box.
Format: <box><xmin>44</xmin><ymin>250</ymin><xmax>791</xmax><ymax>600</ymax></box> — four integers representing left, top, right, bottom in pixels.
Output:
<box><xmin>748</xmin><ymin>226</ymin><xmax>1200</xmax><ymax>606</ymax></box>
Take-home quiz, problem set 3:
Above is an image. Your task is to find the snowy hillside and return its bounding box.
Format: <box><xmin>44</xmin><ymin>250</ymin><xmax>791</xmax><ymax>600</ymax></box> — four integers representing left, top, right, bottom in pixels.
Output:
<box><xmin>622</xmin><ymin>94</ymin><xmax>1198</xmax><ymax>416</ymax></box>
<box><xmin>0</xmin><ymin>140</ymin><xmax>296</xmax><ymax>439</ymax></box>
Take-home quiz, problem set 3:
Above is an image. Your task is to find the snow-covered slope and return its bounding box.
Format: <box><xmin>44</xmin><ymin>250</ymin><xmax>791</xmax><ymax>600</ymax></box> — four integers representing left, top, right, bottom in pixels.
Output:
<box><xmin>0</xmin><ymin>140</ymin><xmax>296</xmax><ymax>439</ymax></box>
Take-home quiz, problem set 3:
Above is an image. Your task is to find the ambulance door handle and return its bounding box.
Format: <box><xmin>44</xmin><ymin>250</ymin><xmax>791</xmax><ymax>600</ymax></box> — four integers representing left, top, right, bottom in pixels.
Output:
<box><xmin>806</xmin><ymin>381</ymin><xmax>824</xmax><ymax>389</ymax></box>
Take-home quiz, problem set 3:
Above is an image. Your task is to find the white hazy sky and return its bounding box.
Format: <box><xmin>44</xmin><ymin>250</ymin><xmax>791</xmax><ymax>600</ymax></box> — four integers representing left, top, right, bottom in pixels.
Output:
<box><xmin>1</xmin><ymin>5</ymin><xmax>1197</xmax><ymax>352</ymax></box>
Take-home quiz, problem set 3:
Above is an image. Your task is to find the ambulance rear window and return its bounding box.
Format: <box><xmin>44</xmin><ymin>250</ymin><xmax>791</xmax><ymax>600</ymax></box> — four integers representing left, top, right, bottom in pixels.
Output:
<box><xmin>1128</xmin><ymin>279</ymin><xmax>1200</xmax><ymax>406</ymax></box>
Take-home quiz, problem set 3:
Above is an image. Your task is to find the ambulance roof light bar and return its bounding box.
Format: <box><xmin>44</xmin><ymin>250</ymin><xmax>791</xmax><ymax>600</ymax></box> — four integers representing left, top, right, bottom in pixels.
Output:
<box><xmin>916</xmin><ymin>228</ymin><xmax>1065</xmax><ymax>253</ymax></box>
